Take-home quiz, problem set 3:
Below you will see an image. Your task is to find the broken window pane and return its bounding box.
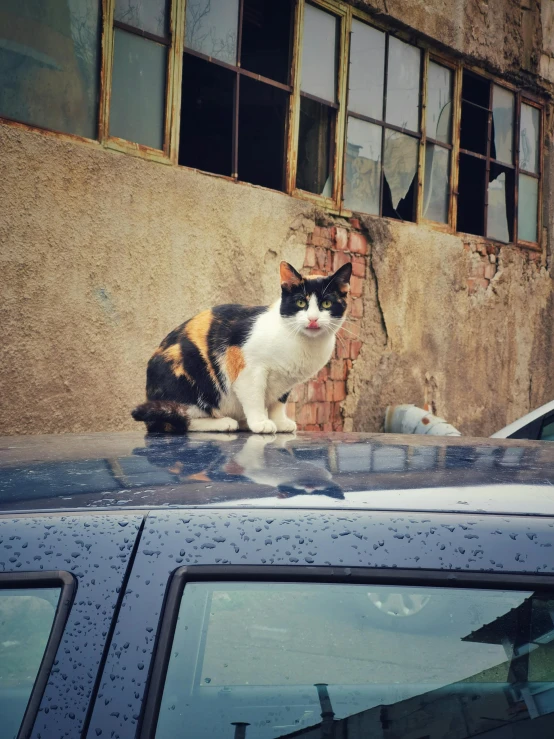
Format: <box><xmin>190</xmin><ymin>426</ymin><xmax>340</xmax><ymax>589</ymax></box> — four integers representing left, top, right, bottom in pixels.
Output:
<box><xmin>179</xmin><ymin>54</ymin><xmax>234</xmax><ymax>176</ymax></box>
<box><xmin>301</xmin><ymin>4</ymin><xmax>337</xmax><ymax>103</ymax></box>
<box><xmin>0</xmin><ymin>0</ymin><xmax>101</xmax><ymax>139</ymax></box>
<box><xmin>491</xmin><ymin>84</ymin><xmax>514</xmax><ymax>164</ymax></box>
<box><xmin>518</xmin><ymin>174</ymin><xmax>539</xmax><ymax>242</ymax></box>
<box><xmin>185</xmin><ymin>0</ymin><xmax>239</xmax><ymax>65</ymax></box>
<box><xmin>520</xmin><ymin>103</ymin><xmax>540</xmax><ymax>174</ymax></box>
<box><xmin>487</xmin><ymin>164</ymin><xmax>514</xmax><ymax>243</ymax></box>
<box><xmin>238</xmin><ymin>76</ymin><xmax>288</xmax><ymax>191</ymax></box>
<box><xmin>426</xmin><ymin>62</ymin><xmax>452</xmax><ymax>143</ymax></box>
<box><xmin>110</xmin><ymin>29</ymin><xmax>166</xmax><ymax>149</ymax></box>
<box><xmin>348</xmin><ymin>20</ymin><xmax>385</xmax><ymax>121</ymax></box>
<box><xmin>457</xmin><ymin>154</ymin><xmax>486</xmax><ymax>236</ymax></box>
<box><xmin>344</xmin><ymin>117</ymin><xmax>382</xmax><ymax>215</ymax></box>
<box><xmin>385</xmin><ymin>37</ymin><xmax>420</xmax><ymax>132</ymax></box>
<box><xmin>240</xmin><ymin>0</ymin><xmax>292</xmax><ymax>84</ymax></box>
<box><xmin>296</xmin><ymin>96</ymin><xmax>333</xmax><ymax>197</ymax></box>
<box><xmin>115</xmin><ymin>0</ymin><xmax>169</xmax><ymax>37</ymax></box>
<box><xmin>460</xmin><ymin>72</ymin><xmax>489</xmax><ymax>156</ymax></box>
<box><xmin>423</xmin><ymin>144</ymin><xmax>450</xmax><ymax>223</ymax></box>
<box><xmin>382</xmin><ymin>130</ymin><xmax>418</xmax><ymax>220</ymax></box>
<box><xmin>462</xmin><ymin>70</ymin><xmax>490</xmax><ymax>107</ymax></box>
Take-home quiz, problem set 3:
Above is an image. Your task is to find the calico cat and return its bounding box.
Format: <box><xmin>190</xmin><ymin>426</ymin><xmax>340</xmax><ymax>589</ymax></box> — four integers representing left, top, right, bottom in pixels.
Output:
<box><xmin>132</xmin><ymin>260</ymin><xmax>352</xmax><ymax>434</ymax></box>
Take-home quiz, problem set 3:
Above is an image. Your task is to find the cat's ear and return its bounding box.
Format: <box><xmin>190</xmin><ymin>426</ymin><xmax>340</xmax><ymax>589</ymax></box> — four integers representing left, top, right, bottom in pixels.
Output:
<box><xmin>280</xmin><ymin>261</ymin><xmax>303</xmax><ymax>290</ymax></box>
<box><xmin>329</xmin><ymin>263</ymin><xmax>352</xmax><ymax>292</ymax></box>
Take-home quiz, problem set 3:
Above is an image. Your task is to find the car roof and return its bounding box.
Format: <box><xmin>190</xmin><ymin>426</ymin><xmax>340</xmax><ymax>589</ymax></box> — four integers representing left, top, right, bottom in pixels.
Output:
<box><xmin>1</xmin><ymin>431</ymin><xmax>554</xmax><ymax>517</ymax></box>
<box><xmin>491</xmin><ymin>399</ymin><xmax>554</xmax><ymax>438</ymax></box>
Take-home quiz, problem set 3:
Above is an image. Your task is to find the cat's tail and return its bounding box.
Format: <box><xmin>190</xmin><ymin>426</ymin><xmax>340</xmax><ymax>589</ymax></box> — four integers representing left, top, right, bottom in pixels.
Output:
<box><xmin>131</xmin><ymin>400</ymin><xmax>190</xmax><ymax>434</ymax></box>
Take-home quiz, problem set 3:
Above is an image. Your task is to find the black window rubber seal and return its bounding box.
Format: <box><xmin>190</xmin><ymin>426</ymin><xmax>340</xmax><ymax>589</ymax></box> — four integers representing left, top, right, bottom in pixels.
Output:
<box><xmin>0</xmin><ymin>570</ymin><xmax>77</xmax><ymax>739</ymax></box>
<box><xmin>138</xmin><ymin>564</ymin><xmax>554</xmax><ymax>738</ymax></box>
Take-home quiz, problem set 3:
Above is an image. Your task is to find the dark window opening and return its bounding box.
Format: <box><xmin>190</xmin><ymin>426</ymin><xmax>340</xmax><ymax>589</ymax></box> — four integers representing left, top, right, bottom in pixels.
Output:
<box><xmin>297</xmin><ymin>97</ymin><xmax>334</xmax><ymax>196</ymax></box>
<box><xmin>460</xmin><ymin>101</ymin><xmax>488</xmax><ymax>156</ymax></box>
<box><xmin>179</xmin><ymin>54</ymin><xmax>234</xmax><ymax>177</ymax></box>
<box><xmin>462</xmin><ymin>70</ymin><xmax>490</xmax><ymax>108</ymax></box>
<box><xmin>457</xmin><ymin>154</ymin><xmax>486</xmax><ymax>236</ymax></box>
<box><xmin>240</xmin><ymin>0</ymin><xmax>293</xmax><ymax>84</ymax></box>
<box><xmin>383</xmin><ymin>172</ymin><xmax>417</xmax><ymax>221</ymax></box>
<box><xmin>238</xmin><ymin>77</ymin><xmax>288</xmax><ymax>191</ymax></box>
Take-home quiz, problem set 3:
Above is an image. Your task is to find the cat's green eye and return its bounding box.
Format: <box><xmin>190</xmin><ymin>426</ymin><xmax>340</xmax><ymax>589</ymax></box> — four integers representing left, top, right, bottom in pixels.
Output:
<box><xmin>296</xmin><ymin>298</ymin><xmax>307</xmax><ymax>308</ymax></box>
<box><xmin>321</xmin><ymin>299</ymin><xmax>333</xmax><ymax>309</ymax></box>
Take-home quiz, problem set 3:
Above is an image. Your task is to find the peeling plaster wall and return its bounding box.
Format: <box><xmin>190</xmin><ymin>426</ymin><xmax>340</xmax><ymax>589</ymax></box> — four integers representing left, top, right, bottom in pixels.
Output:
<box><xmin>1</xmin><ymin>0</ymin><xmax>554</xmax><ymax>437</ymax></box>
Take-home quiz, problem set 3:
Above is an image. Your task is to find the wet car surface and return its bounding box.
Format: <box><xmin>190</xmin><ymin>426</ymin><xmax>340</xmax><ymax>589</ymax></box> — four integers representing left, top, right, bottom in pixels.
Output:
<box><xmin>2</xmin><ymin>431</ymin><xmax>554</xmax><ymax>739</ymax></box>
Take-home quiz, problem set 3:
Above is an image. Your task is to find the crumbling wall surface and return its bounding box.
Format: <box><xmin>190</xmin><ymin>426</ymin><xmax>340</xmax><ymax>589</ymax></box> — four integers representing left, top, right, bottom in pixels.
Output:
<box><xmin>0</xmin><ymin>125</ymin><xmax>313</xmax><ymax>434</ymax></box>
<box><xmin>344</xmin><ymin>217</ymin><xmax>554</xmax><ymax>437</ymax></box>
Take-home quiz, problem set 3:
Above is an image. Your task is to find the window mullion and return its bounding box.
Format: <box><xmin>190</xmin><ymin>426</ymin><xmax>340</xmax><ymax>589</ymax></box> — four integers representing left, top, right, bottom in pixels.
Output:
<box><xmin>416</xmin><ymin>49</ymin><xmax>429</xmax><ymax>223</ymax></box>
<box><xmin>450</xmin><ymin>64</ymin><xmax>462</xmax><ymax>232</ymax></box>
<box><xmin>333</xmin><ymin>5</ymin><xmax>350</xmax><ymax>211</ymax></box>
<box><xmin>286</xmin><ymin>0</ymin><xmax>304</xmax><ymax>194</ymax></box>
<box><xmin>99</xmin><ymin>0</ymin><xmax>116</xmax><ymax>145</ymax></box>
<box><xmin>379</xmin><ymin>34</ymin><xmax>389</xmax><ymax>217</ymax></box>
<box><xmin>168</xmin><ymin>0</ymin><xmax>185</xmax><ymax>165</ymax></box>
<box><xmin>514</xmin><ymin>92</ymin><xmax>521</xmax><ymax>244</ymax></box>
<box><xmin>483</xmin><ymin>80</ymin><xmax>493</xmax><ymax>239</ymax></box>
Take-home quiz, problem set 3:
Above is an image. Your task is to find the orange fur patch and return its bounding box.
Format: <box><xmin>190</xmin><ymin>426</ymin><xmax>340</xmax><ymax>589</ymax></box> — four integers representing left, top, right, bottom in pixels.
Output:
<box><xmin>157</xmin><ymin>343</ymin><xmax>193</xmax><ymax>383</ymax></box>
<box><xmin>225</xmin><ymin>345</ymin><xmax>245</xmax><ymax>383</ymax></box>
<box><xmin>184</xmin><ymin>309</ymin><xmax>218</xmax><ymax>385</ymax></box>
<box><xmin>280</xmin><ymin>261</ymin><xmax>303</xmax><ymax>289</ymax></box>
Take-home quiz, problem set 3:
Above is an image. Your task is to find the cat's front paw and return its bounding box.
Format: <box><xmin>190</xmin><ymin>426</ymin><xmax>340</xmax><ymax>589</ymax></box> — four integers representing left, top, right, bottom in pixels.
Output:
<box><xmin>248</xmin><ymin>419</ymin><xmax>278</xmax><ymax>434</ymax></box>
<box><xmin>273</xmin><ymin>418</ymin><xmax>297</xmax><ymax>433</ymax></box>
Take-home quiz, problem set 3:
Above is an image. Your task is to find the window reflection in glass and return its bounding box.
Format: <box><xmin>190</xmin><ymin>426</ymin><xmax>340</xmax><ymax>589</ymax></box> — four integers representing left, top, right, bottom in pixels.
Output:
<box><xmin>154</xmin><ymin>582</ymin><xmax>554</xmax><ymax>739</ymax></box>
<box><xmin>297</xmin><ymin>97</ymin><xmax>333</xmax><ymax>196</ymax></box>
<box><xmin>426</xmin><ymin>62</ymin><xmax>452</xmax><ymax>143</ymax></box>
<box><xmin>344</xmin><ymin>118</ymin><xmax>382</xmax><ymax>215</ymax></box>
<box><xmin>0</xmin><ymin>1</ymin><xmax>101</xmax><ymax>139</ymax></box>
<box><xmin>348</xmin><ymin>20</ymin><xmax>385</xmax><ymax>121</ymax></box>
<box><xmin>518</xmin><ymin>174</ymin><xmax>539</xmax><ymax>243</ymax></box>
<box><xmin>423</xmin><ymin>144</ymin><xmax>450</xmax><ymax>223</ymax></box>
<box><xmin>115</xmin><ymin>0</ymin><xmax>169</xmax><ymax>37</ymax></box>
<box><xmin>492</xmin><ymin>84</ymin><xmax>514</xmax><ymax>165</ymax></box>
<box><xmin>0</xmin><ymin>588</ymin><xmax>61</xmax><ymax>739</ymax></box>
<box><xmin>301</xmin><ymin>4</ymin><xmax>337</xmax><ymax>103</ymax></box>
<box><xmin>184</xmin><ymin>0</ymin><xmax>239</xmax><ymax>64</ymax></box>
<box><xmin>385</xmin><ymin>37</ymin><xmax>421</xmax><ymax>132</ymax></box>
<box><xmin>520</xmin><ymin>103</ymin><xmax>540</xmax><ymax>174</ymax></box>
<box><xmin>110</xmin><ymin>29</ymin><xmax>167</xmax><ymax>149</ymax></box>
<box><xmin>487</xmin><ymin>164</ymin><xmax>514</xmax><ymax>243</ymax></box>
<box><xmin>383</xmin><ymin>130</ymin><xmax>418</xmax><ymax>220</ymax></box>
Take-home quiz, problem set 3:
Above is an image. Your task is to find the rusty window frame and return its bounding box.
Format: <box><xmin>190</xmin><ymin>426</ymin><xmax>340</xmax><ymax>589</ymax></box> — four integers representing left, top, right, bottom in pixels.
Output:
<box><xmin>98</xmin><ymin>0</ymin><xmax>184</xmax><ymax>164</ymax></box>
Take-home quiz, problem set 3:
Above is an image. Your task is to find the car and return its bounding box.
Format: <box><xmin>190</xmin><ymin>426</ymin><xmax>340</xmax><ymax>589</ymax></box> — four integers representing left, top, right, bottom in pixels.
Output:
<box><xmin>2</xmin><ymin>430</ymin><xmax>554</xmax><ymax>739</ymax></box>
<box><xmin>492</xmin><ymin>399</ymin><xmax>554</xmax><ymax>441</ymax></box>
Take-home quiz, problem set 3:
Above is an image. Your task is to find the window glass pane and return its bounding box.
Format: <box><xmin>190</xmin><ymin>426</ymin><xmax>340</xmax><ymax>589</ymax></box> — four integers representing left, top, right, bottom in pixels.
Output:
<box><xmin>348</xmin><ymin>20</ymin><xmax>385</xmax><ymax>120</ymax></box>
<box><xmin>0</xmin><ymin>587</ymin><xmax>61</xmax><ymax>739</ymax></box>
<box><xmin>492</xmin><ymin>84</ymin><xmax>514</xmax><ymax>164</ymax></box>
<box><xmin>185</xmin><ymin>0</ymin><xmax>239</xmax><ymax>65</ymax></box>
<box><xmin>383</xmin><ymin>130</ymin><xmax>418</xmax><ymax>221</ymax></box>
<box><xmin>238</xmin><ymin>76</ymin><xmax>288</xmax><ymax>191</ymax></box>
<box><xmin>301</xmin><ymin>4</ymin><xmax>337</xmax><ymax>103</ymax></box>
<box><xmin>457</xmin><ymin>153</ymin><xmax>486</xmax><ymax>236</ymax></box>
<box><xmin>114</xmin><ymin>0</ymin><xmax>169</xmax><ymax>37</ymax></box>
<box><xmin>520</xmin><ymin>103</ymin><xmax>540</xmax><ymax>174</ymax></box>
<box><xmin>240</xmin><ymin>0</ymin><xmax>292</xmax><ymax>84</ymax></box>
<box><xmin>540</xmin><ymin>417</ymin><xmax>554</xmax><ymax>441</ymax></box>
<box><xmin>155</xmin><ymin>582</ymin><xmax>554</xmax><ymax>739</ymax></box>
<box><xmin>109</xmin><ymin>29</ymin><xmax>166</xmax><ymax>149</ymax></box>
<box><xmin>423</xmin><ymin>144</ymin><xmax>450</xmax><ymax>223</ymax></box>
<box><xmin>179</xmin><ymin>54</ymin><xmax>234</xmax><ymax>176</ymax></box>
<box><xmin>487</xmin><ymin>163</ymin><xmax>515</xmax><ymax>243</ymax></box>
<box><xmin>385</xmin><ymin>37</ymin><xmax>420</xmax><ymax>132</ymax></box>
<box><xmin>344</xmin><ymin>117</ymin><xmax>382</xmax><ymax>215</ymax></box>
<box><xmin>518</xmin><ymin>173</ymin><xmax>539</xmax><ymax>243</ymax></box>
<box><xmin>296</xmin><ymin>97</ymin><xmax>334</xmax><ymax>196</ymax></box>
<box><xmin>0</xmin><ymin>1</ymin><xmax>101</xmax><ymax>139</ymax></box>
<box><xmin>426</xmin><ymin>61</ymin><xmax>452</xmax><ymax>143</ymax></box>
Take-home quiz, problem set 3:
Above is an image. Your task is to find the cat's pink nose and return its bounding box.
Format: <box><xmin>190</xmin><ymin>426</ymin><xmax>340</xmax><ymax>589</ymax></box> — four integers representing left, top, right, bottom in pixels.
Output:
<box><xmin>307</xmin><ymin>319</ymin><xmax>320</xmax><ymax>330</ymax></box>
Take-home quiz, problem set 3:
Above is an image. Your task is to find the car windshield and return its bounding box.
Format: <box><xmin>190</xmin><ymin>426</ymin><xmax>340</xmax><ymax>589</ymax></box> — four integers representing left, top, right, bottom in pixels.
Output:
<box><xmin>154</xmin><ymin>582</ymin><xmax>554</xmax><ymax>738</ymax></box>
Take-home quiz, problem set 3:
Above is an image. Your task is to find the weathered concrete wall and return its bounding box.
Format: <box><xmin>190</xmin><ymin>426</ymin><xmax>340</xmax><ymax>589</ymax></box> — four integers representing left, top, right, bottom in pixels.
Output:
<box><xmin>1</xmin><ymin>0</ymin><xmax>554</xmax><ymax>437</ymax></box>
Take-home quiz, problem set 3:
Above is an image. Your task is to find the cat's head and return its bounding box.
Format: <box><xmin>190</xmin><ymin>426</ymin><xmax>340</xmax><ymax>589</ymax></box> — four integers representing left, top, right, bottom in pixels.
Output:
<box><xmin>279</xmin><ymin>261</ymin><xmax>352</xmax><ymax>338</ymax></box>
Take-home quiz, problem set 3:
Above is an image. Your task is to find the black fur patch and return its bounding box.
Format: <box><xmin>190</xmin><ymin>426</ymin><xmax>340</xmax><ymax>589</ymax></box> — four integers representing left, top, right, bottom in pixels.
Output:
<box><xmin>131</xmin><ymin>400</ymin><xmax>190</xmax><ymax>434</ymax></box>
<box><xmin>278</xmin><ymin>392</ymin><xmax>290</xmax><ymax>404</ymax></box>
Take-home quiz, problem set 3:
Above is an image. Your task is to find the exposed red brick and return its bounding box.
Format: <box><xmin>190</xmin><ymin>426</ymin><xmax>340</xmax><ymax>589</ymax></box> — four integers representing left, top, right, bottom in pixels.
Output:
<box><xmin>316</xmin><ymin>402</ymin><xmax>331</xmax><ymax>424</ymax></box>
<box><xmin>315</xmin><ymin>247</ymin><xmax>328</xmax><ymax>270</ymax></box>
<box><xmin>308</xmin><ymin>380</ymin><xmax>326</xmax><ymax>402</ymax></box>
<box><xmin>350</xmin><ymin>275</ymin><xmax>364</xmax><ymax>297</ymax></box>
<box><xmin>350</xmin><ymin>298</ymin><xmax>364</xmax><ymax>318</ymax></box>
<box><xmin>334</xmin><ymin>227</ymin><xmax>349</xmax><ymax>251</ymax></box>
<box><xmin>303</xmin><ymin>424</ymin><xmax>320</xmax><ymax>431</ymax></box>
<box><xmin>352</xmin><ymin>256</ymin><xmax>366</xmax><ymax>277</ymax></box>
<box><xmin>286</xmin><ymin>402</ymin><xmax>296</xmax><ymax>419</ymax></box>
<box><xmin>350</xmin><ymin>218</ymin><xmax>361</xmax><ymax>230</ymax></box>
<box><xmin>325</xmin><ymin>382</ymin><xmax>335</xmax><ymax>402</ymax></box>
<box><xmin>323</xmin><ymin>422</ymin><xmax>333</xmax><ymax>432</ymax></box>
<box><xmin>317</xmin><ymin>366</ymin><xmax>329</xmax><ymax>381</ymax></box>
<box><xmin>333</xmin><ymin>251</ymin><xmax>350</xmax><ymax>271</ymax></box>
<box><xmin>348</xmin><ymin>232</ymin><xmax>368</xmax><ymax>255</ymax></box>
<box><xmin>336</xmin><ymin>338</ymin><xmax>351</xmax><ymax>358</ymax></box>
<box><xmin>341</xmin><ymin>322</ymin><xmax>361</xmax><ymax>338</ymax></box>
<box><xmin>350</xmin><ymin>340</ymin><xmax>362</xmax><ymax>359</ymax></box>
<box><xmin>484</xmin><ymin>264</ymin><xmax>496</xmax><ymax>280</ymax></box>
<box><xmin>471</xmin><ymin>262</ymin><xmax>485</xmax><ymax>278</ymax></box>
<box><xmin>333</xmin><ymin>381</ymin><xmax>346</xmax><ymax>402</ymax></box>
<box><xmin>297</xmin><ymin>403</ymin><xmax>317</xmax><ymax>426</ymax></box>
<box><xmin>330</xmin><ymin>359</ymin><xmax>346</xmax><ymax>380</ymax></box>
<box><xmin>304</xmin><ymin>246</ymin><xmax>316</xmax><ymax>268</ymax></box>
<box><xmin>467</xmin><ymin>278</ymin><xmax>477</xmax><ymax>295</ymax></box>
<box><xmin>477</xmin><ymin>278</ymin><xmax>489</xmax><ymax>289</ymax></box>
<box><xmin>325</xmin><ymin>250</ymin><xmax>334</xmax><ymax>272</ymax></box>
<box><xmin>332</xmin><ymin>402</ymin><xmax>343</xmax><ymax>423</ymax></box>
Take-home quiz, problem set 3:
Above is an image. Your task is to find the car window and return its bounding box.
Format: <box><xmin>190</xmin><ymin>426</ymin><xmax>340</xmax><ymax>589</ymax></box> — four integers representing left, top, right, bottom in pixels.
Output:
<box><xmin>0</xmin><ymin>587</ymin><xmax>61</xmax><ymax>739</ymax></box>
<box><xmin>150</xmin><ymin>581</ymin><xmax>554</xmax><ymax>739</ymax></box>
<box><xmin>540</xmin><ymin>416</ymin><xmax>554</xmax><ymax>441</ymax></box>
